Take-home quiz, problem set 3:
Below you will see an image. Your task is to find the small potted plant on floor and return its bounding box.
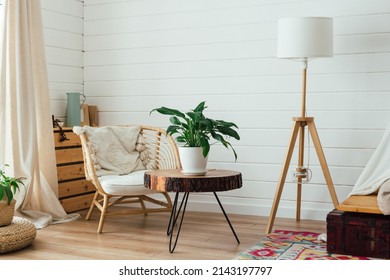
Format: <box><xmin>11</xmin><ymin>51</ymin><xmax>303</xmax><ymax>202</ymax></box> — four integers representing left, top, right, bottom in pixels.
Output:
<box><xmin>150</xmin><ymin>101</ymin><xmax>240</xmax><ymax>175</ymax></box>
<box><xmin>0</xmin><ymin>164</ymin><xmax>25</xmax><ymax>226</ymax></box>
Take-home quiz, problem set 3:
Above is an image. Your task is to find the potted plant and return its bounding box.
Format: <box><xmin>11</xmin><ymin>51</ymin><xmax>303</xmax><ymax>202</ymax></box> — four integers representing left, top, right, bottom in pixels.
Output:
<box><xmin>150</xmin><ymin>101</ymin><xmax>240</xmax><ymax>175</ymax></box>
<box><xmin>0</xmin><ymin>164</ymin><xmax>25</xmax><ymax>226</ymax></box>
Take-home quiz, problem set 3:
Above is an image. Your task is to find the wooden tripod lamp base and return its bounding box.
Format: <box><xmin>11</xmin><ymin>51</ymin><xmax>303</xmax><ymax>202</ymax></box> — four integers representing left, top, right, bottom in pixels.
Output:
<box><xmin>265</xmin><ymin>116</ymin><xmax>339</xmax><ymax>234</ymax></box>
<box><xmin>269</xmin><ymin>17</ymin><xmax>338</xmax><ymax>234</ymax></box>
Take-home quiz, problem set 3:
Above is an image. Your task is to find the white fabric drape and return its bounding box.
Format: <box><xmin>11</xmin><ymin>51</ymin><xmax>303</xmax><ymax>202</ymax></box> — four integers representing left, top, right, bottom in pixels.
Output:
<box><xmin>350</xmin><ymin>121</ymin><xmax>390</xmax><ymax>196</ymax></box>
<box><xmin>350</xmin><ymin>121</ymin><xmax>390</xmax><ymax>214</ymax></box>
<box><xmin>0</xmin><ymin>0</ymin><xmax>79</xmax><ymax>228</ymax></box>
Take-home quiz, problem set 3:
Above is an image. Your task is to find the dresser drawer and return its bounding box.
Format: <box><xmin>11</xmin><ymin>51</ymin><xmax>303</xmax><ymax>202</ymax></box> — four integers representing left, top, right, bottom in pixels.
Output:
<box><xmin>55</xmin><ymin>147</ymin><xmax>83</xmax><ymax>164</ymax></box>
<box><xmin>56</xmin><ymin>163</ymin><xmax>85</xmax><ymax>181</ymax></box>
<box><xmin>58</xmin><ymin>179</ymin><xmax>95</xmax><ymax>198</ymax></box>
<box><xmin>53</xmin><ymin>128</ymin><xmax>81</xmax><ymax>147</ymax></box>
<box><xmin>60</xmin><ymin>193</ymin><xmax>95</xmax><ymax>213</ymax></box>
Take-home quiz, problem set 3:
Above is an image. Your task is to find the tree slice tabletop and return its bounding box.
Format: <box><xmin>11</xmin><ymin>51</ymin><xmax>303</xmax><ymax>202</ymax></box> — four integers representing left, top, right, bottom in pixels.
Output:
<box><xmin>144</xmin><ymin>169</ymin><xmax>242</xmax><ymax>193</ymax></box>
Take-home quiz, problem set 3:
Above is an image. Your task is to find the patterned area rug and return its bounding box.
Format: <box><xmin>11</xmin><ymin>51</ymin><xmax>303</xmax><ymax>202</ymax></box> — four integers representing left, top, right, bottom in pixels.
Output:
<box><xmin>237</xmin><ymin>230</ymin><xmax>372</xmax><ymax>260</ymax></box>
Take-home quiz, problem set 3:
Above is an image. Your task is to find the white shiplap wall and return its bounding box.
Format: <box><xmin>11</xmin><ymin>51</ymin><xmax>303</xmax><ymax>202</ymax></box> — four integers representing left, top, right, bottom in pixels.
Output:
<box><xmin>0</xmin><ymin>1</ymin><xmax>83</xmax><ymax>119</ymax></box>
<box><xmin>41</xmin><ymin>0</ymin><xmax>84</xmax><ymax>120</ymax></box>
<box><xmin>82</xmin><ymin>0</ymin><xmax>390</xmax><ymax>221</ymax></box>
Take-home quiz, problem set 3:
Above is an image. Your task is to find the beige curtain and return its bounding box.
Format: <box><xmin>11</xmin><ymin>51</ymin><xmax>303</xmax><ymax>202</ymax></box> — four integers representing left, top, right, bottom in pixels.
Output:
<box><xmin>0</xmin><ymin>0</ymin><xmax>79</xmax><ymax>228</ymax></box>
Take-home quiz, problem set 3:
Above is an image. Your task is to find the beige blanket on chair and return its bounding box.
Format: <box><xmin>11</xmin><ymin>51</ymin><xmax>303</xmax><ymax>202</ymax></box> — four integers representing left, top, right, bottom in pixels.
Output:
<box><xmin>73</xmin><ymin>126</ymin><xmax>145</xmax><ymax>176</ymax></box>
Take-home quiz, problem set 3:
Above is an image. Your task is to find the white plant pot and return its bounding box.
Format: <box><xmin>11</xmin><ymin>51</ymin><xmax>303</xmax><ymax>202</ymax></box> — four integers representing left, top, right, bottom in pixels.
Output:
<box><xmin>178</xmin><ymin>146</ymin><xmax>208</xmax><ymax>175</ymax></box>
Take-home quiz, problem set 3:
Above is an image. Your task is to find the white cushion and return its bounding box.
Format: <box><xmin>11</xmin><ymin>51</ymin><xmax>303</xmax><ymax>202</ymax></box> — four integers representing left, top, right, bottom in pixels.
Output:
<box><xmin>98</xmin><ymin>170</ymin><xmax>158</xmax><ymax>195</ymax></box>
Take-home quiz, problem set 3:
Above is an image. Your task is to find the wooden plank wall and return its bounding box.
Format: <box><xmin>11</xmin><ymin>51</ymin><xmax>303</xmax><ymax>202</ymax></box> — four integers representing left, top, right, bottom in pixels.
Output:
<box><xmin>41</xmin><ymin>0</ymin><xmax>84</xmax><ymax>120</ymax></box>
<box><xmin>2</xmin><ymin>0</ymin><xmax>389</xmax><ymax>220</ymax></box>
<box><xmin>82</xmin><ymin>0</ymin><xmax>390</xmax><ymax>220</ymax></box>
<box><xmin>0</xmin><ymin>0</ymin><xmax>83</xmax><ymax>123</ymax></box>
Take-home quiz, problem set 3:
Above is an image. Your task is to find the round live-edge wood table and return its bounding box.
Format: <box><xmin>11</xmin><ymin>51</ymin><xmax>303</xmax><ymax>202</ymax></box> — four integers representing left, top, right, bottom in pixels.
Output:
<box><xmin>144</xmin><ymin>169</ymin><xmax>242</xmax><ymax>253</ymax></box>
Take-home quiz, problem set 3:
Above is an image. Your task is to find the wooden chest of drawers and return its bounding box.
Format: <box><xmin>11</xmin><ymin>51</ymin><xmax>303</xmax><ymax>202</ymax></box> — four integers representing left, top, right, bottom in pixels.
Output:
<box><xmin>54</xmin><ymin>127</ymin><xmax>95</xmax><ymax>213</ymax></box>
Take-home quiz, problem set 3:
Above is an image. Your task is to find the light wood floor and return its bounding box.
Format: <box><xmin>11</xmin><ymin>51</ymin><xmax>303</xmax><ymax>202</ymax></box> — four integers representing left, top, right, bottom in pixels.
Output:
<box><xmin>1</xmin><ymin>209</ymin><xmax>326</xmax><ymax>260</ymax></box>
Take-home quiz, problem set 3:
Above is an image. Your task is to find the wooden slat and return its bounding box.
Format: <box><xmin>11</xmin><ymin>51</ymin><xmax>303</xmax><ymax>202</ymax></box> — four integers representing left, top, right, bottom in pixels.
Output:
<box><xmin>336</xmin><ymin>194</ymin><xmax>383</xmax><ymax>214</ymax></box>
<box><xmin>60</xmin><ymin>193</ymin><xmax>95</xmax><ymax>213</ymax></box>
<box><xmin>57</xmin><ymin>163</ymin><xmax>85</xmax><ymax>181</ymax></box>
<box><xmin>58</xmin><ymin>179</ymin><xmax>95</xmax><ymax>198</ymax></box>
<box><xmin>55</xmin><ymin>147</ymin><xmax>83</xmax><ymax>164</ymax></box>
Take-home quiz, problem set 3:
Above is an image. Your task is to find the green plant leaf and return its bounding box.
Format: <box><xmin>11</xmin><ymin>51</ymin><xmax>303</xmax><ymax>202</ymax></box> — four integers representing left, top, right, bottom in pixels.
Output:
<box><xmin>4</xmin><ymin>187</ymin><xmax>13</xmax><ymax>204</ymax></box>
<box><xmin>193</xmin><ymin>101</ymin><xmax>206</xmax><ymax>113</ymax></box>
<box><xmin>210</xmin><ymin>131</ymin><xmax>224</xmax><ymax>142</ymax></box>
<box><xmin>216</xmin><ymin>126</ymin><xmax>240</xmax><ymax>140</ymax></box>
<box><xmin>170</xmin><ymin>116</ymin><xmax>184</xmax><ymax>126</ymax></box>
<box><xmin>11</xmin><ymin>180</ymin><xmax>20</xmax><ymax>194</ymax></box>
<box><xmin>200</xmin><ymin>118</ymin><xmax>213</xmax><ymax>130</ymax></box>
<box><xmin>150</xmin><ymin>106</ymin><xmax>186</xmax><ymax>118</ymax></box>
<box><xmin>216</xmin><ymin>120</ymin><xmax>238</xmax><ymax>128</ymax></box>
<box><xmin>150</xmin><ymin>101</ymin><xmax>240</xmax><ymax>161</ymax></box>
<box><xmin>176</xmin><ymin>136</ymin><xmax>186</xmax><ymax>143</ymax></box>
<box><xmin>166</xmin><ymin>125</ymin><xmax>181</xmax><ymax>135</ymax></box>
<box><xmin>199</xmin><ymin>137</ymin><xmax>210</xmax><ymax>158</ymax></box>
<box><xmin>0</xmin><ymin>165</ymin><xmax>25</xmax><ymax>204</ymax></box>
<box><xmin>231</xmin><ymin>146</ymin><xmax>238</xmax><ymax>161</ymax></box>
<box><xmin>186</xmin><ymin>112</ymin><xmax>195</xmax><ymax>122</ymax></box>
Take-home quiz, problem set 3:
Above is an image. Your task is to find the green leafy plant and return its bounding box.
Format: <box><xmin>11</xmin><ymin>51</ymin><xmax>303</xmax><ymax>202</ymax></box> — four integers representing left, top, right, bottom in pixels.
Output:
<box><xmin>0</xmin><ymin>164</ymin><xmax>25</xmax><ymax>205</ymax></box>
<box><xmin>150</xmin><ymin>101</ymin><xmax>240</xmax><ymax>160</ymax></box>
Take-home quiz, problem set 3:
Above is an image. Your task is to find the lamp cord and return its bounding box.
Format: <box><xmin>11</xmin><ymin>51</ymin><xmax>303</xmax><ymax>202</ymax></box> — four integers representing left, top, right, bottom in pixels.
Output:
<box><xmin>306</xmin><ymin>111</ymin><xmax>311</xmax><ymax>171</ymax></box>
<box><xmin>292</xmin><ymin>111</ymin><xmax>313</xmax><ymax>185</ymax></box>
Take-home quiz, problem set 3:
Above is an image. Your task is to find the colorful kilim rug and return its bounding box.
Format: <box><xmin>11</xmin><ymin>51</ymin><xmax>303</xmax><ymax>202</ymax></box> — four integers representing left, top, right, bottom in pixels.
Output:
<box><xmin>237</xmin><ymin>230</ymin><xmax>373</xmax><ymax>260</ymax></box>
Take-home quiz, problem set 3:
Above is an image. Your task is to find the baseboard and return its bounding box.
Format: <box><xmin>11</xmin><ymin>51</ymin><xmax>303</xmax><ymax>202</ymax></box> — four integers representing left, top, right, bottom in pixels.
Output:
<box><xmin>181</xmin><ymin>193</ymin><xmax>334</xmax><ymax>221</ymax></box>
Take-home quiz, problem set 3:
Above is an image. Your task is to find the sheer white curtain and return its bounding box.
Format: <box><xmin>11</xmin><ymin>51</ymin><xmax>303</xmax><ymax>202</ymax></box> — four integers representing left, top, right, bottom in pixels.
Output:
<box><xmin>0</xmin><ymin>0</ymin><xmax>79</xmax><ymax>228</ymax></box>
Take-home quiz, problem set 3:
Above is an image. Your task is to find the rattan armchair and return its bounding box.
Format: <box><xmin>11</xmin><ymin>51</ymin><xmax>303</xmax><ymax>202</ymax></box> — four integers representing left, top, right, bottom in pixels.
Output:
<box><xmin>76</xmin><ymin>125</ymin><xmax>181</xmax><ymax>233</ymax></box>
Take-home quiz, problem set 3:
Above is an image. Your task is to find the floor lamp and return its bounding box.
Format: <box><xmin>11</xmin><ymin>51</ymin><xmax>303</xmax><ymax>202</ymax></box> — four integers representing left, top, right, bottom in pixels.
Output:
<box><xmin>266</xmin><ymin>17</ymin><xmax>339</xmax><ymax>234</ymax></box>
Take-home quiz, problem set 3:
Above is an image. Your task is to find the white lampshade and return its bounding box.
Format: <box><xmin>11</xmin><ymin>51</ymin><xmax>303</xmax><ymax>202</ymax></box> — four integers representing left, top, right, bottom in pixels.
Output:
<box><xmin>277</xmin><ymin>17</ymin><xmax>333</xmax><ymax>60</ymax></box>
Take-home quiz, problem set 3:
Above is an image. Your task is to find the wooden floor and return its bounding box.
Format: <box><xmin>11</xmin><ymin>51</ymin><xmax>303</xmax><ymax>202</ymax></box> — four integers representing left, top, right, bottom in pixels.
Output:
<box><xmin>1</xmin><ymin>209</ymin><xmax>326</xmax><ymax>260</ymax></box>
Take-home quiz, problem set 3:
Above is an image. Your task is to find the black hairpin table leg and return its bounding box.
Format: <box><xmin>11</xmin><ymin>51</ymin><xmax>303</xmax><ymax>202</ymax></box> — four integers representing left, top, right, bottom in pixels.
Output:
<box><xmin>144</xmin><ymin>169</ymin><xmax>242</xmax><ymax>253</ymax></box>
<box><xmin>213</xmin><ymin>192</ymin><xmax>240</xmax><ymax>244</ymax></box>
<box><xmin>167</xmin><ymin>192</ymin><xmax>189</xmax><ymax>253</ymax></box>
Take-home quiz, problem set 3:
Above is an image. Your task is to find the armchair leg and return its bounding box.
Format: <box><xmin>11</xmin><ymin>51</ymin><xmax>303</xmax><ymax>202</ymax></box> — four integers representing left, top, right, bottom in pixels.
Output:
<box><xmin>163</xmin><ymin>192</ymin><xmax>173</xmax><ymax>208</ymax></box>
<box><xmin>139</xmin><ymin>197</ymin><xmax>148</xmax><ymax>216</ymax></box>
<box><xmin>86</xmin><ymin>191</ymin><xmax>99</xmax><ymax>221</ymax></box>
<box><xmin>97</xmin><ymin>195</ymin><xmax>109</xmax><ymax>233</ymax></box>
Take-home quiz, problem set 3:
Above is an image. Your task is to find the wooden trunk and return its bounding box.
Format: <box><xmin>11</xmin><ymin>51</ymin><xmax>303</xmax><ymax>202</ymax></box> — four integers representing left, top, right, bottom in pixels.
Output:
<box><xmin>326</xmin><ymin>209</ymin><xmax>390</xmax><ymax>259</ymax></box>
<box><xmin>144</xmin><ymin>169</ymin><xmax>242</xmax><ymax>192</ymax></box>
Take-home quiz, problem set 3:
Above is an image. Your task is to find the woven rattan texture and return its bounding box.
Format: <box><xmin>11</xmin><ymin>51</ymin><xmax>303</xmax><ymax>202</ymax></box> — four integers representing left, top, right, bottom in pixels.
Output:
<box><xmin>0</xmin><ymin>200</ymin><xmax>16</xmax><ymax>226</ymax></box>
<box><xmin>0</xmin><ymin>217</ymin><xmax>36</xmax><ymax>254</ymax></box>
